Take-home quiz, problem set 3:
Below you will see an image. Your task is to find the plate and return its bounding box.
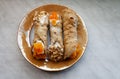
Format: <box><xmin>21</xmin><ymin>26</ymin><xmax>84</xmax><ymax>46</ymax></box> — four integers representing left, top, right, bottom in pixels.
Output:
<box><xmin>17</xmin><ymin>4</ymin><xmax>88</xmax><ymax>71</ymax></box>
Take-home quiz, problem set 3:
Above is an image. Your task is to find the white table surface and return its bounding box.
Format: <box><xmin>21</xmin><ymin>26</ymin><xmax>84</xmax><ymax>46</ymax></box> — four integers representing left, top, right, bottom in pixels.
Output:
<box><xmin>0</xmin><ymin>0</ymin><xmax>120</xmax><ymax>79</ymax></box>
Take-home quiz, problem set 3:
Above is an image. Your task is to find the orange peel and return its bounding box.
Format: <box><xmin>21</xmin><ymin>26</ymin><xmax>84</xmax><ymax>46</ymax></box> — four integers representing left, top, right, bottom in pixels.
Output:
<box><xmin>70</xmin><ymin>44</ymin><xmax>80</xmax><ymax>59</ymax></box>
<box><xmin>49</xmin><ymin>12</ymin><xmax>59</xmax><ymax>26</ymax></box>
<box><xmin>33</xmin><ymin>42</ymin><xmax>44</xmax><ymax>55</ymax></box>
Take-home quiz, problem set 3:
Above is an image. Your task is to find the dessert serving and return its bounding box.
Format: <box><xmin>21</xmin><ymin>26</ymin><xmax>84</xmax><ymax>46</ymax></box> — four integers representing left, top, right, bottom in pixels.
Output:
<box><xmin>31</xmin><ymin>10</ymin><xmax>79</xmax><ymax>61</ymax></box>
<box><xmin>18</xmin><ymin>4</ymin><xmax>88</xmax><ymax>71</ymax></box>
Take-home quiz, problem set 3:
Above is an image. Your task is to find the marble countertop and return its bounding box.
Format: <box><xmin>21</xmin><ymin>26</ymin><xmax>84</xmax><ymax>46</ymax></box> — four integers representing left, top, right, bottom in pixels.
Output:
<box><xmin>0</xmin><ymin>0</ymin><xmax>120</xmax><ymax>79</ymax></box>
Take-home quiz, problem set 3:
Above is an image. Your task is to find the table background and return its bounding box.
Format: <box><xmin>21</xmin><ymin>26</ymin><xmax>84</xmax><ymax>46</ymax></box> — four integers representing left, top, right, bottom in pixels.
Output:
<box><xmin>0</xmin><ymin>0</ymin><xmax>120</xmax><ymax>79</ymax></box>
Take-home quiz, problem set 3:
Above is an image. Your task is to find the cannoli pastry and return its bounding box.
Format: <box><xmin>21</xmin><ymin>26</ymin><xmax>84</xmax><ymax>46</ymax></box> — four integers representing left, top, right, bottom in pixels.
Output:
<box><xmin>32</xmin><ymin>11</ymin><xmax>49</xmax><ymax>59</ymax></box>
<box><xmin>48</xmin><ymin>12</ymin><xmax>64</xmax><ymax>62</ymax></box>
<box><xmin>62</xmin><ymin>9</ymin><xmax>79</xmax><ymax>59</ymax></box>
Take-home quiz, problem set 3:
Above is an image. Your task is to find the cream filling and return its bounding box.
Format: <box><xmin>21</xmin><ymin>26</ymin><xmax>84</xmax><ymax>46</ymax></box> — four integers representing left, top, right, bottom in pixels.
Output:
<box><xmin>39</xmin><ymin>15</ymin><xmax>48</xmax><ymax>25</ymax></box>
<box><xmin>51</xmin><ymin>26</ymin><xmax>61</xmax><ymax>33</ymax></box>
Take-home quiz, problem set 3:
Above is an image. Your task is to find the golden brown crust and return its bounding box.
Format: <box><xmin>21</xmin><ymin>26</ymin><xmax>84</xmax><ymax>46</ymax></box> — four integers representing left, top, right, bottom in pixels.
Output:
<box><xmin>62</xmin><ymin>9</ymin><xmax>78</xmax><ymax>59</ymax></box>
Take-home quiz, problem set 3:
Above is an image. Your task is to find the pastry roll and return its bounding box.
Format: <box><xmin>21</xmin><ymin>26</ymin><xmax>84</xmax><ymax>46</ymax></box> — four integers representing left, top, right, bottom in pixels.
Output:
<box><xmin>32</xmin><ymin>11</ymin><xmax>49</xmax><ymax>59</ymax></box>
<box><xmin>62</xmin><ymin>9</ymin><xmax>79</xmax><ymax>59</ymax></box>
<box><xmin>48</xmin><ymin>12</ymin><xmax>64</xmax><ymax>62</ymax></box>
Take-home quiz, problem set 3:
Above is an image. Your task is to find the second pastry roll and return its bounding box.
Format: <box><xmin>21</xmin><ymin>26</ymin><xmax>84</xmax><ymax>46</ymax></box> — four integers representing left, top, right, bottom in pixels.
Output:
<box><xmin>48</xmin><ymin>12</ymin><xmax>64</xmax><ymax>62</ymax></box>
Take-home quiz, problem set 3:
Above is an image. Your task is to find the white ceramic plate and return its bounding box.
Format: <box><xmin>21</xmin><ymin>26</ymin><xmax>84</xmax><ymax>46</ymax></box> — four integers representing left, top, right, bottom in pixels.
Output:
<box><xmin>17</xmin><ymin>4</ymin><xmax>88</xmax><ymax>71</ymax></box>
